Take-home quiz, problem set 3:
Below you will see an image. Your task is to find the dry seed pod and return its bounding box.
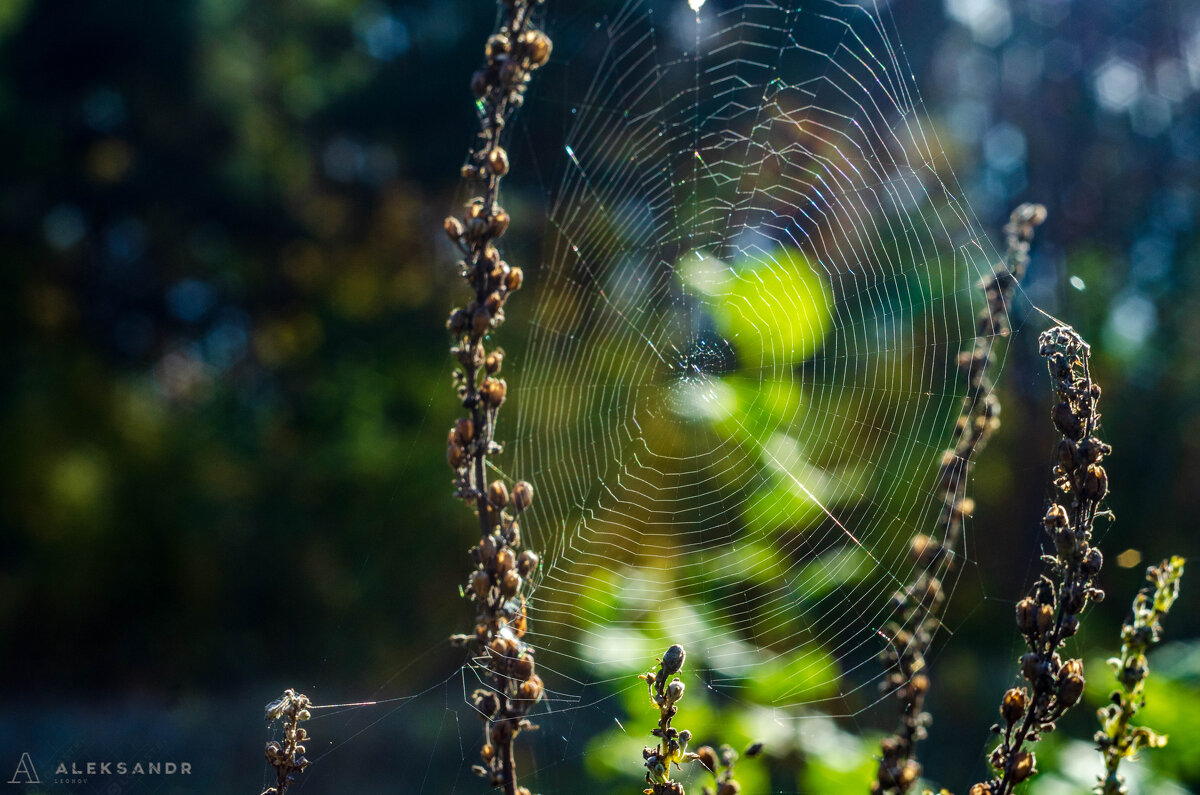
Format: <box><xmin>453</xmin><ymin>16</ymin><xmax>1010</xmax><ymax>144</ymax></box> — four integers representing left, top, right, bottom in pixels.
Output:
<box><xmin>455</xmin><ymin>417</ymin><xmax>474</xmax><ymax>444</ymax></box>
<box><xmin>496</xmin><ymin>547</ymin><xmax>515</xmax><ymax>575</ymax></box>
<box><xmin>1083</xmin><ymin>463</ymin><xmax>1108</xmax><ymax>500</ymax></box>
<box><xmin>485</xmin><ymin>350</ymin><xmax>503</xmax><ymax>374</ymax></box>
<box><xmin>485</xmin><ymin>34</ymin><xmax>510</xmax><ymax>58</ymax></box>
<box><xmin>488</xmin><ymin>480</ymin><xmax>509</xmax><ymax>508</ymax></box>
<box><xmin>661</xmin><ymin>644</ymin><xmax>686</xmax><ymax>676</ymax></box>
<box><xmin>518</xmin><ymin>674</ymin><xmax>543</xmax><ymax>701</ymax></box>
<box><xmin>488</xmin><ymin>147</ymin><xmax>510</xmax><ymax>176</ymax></box>
<box><xmin>490</xmin><ymin>207</ymin><xmax>510</xmax><ymax>237</ymax></box>
<box><xmin>489</xmin><ymin>635</ymin><xmax>515</xmax><ymax>658</ymax></box>
<box><xmin>511</xmin><ymin>480</ymin><xmax>533</xmax><ymax>511</ymax></box>
<box><xmin>1061</xmin><ymin>613</ymin><xmax>1080</xmax><ymax>637</ymax></box>
<box><xmin>1052</xmin><ymin>401</ymin><xmax>1082</xmax><ymax>440</ymax></box>
<box><xmin>1001</xmin><ymin>688</ymin><xmax>1026</xmax><ymax>723</ymax></box>
<box><xmin>909</xmin><ymin>533</ymin><xmax>939</xmax><ymax>564</ymax></box>
<box><xmin>1036</xmin><ymin>604</ymin><xmax>1055</xmax><ymax>634</ymax></box>
<box><xmin>474</xmin><ymin>690</ymin><xmax>499</xmax><ymax>717</ymax></box>
<box><xmin>1020</xmin><ymin>652</ymin><xmax>1040</xmax><ymax>682</ymax></box>
<box><xmin>1015</xmin><ymin>597</ymin><xmax>1038</xmax><ymax>634</ymax></box>
<box><xmin>522</xmin><ymin>30</ymin><xmax>551</xmax><ymax>67</ymax></box>
<box><xmin>447</xmin><ymin>308</ymin><xmax>469</xmax><ymax>334</ymax></box>
<box><xmin>1057</xmin><ymin>671</ymin><xmax>1085</xmax><ymax>708</ymax></box>
<box><xmin>466</xmin><ymin>216</ymin><xmax>488</xmax><ymax>239</ymax></box>
<box><xmin>505</xmin><ymin>266</ymin><xmax>524</xmax><ymax>291</ymax></box>
<box><xmin>444</xmin><ymin>216</ymin><xmax>464</xmax><ymax>241</ymax></box>
<box><xmin>1010</xmin><ymin>750</ymin><xmax>1036</xmax><ymax>783</ymax></box>
<box><xmin>1043</xmin><ymin>503</ymin><xmax>1068</xmax><ymax>528</ymax></box>
<box><xmin>491</xmin><ymin>719</ymin><xmax>513</xmax><ymax>745</ymax></box>
<box><xmin>511</xmin><ymin>654</ymin><xmax>534</xmax><ymax>680</ymax></box>
<box><xmin>502</xmin><ymin>569</ymin><xmax>521</xmax><ymax>597</ymax></box>
<box><xmin>482</xmin><ymin>377</ymin><xmax>507</xmax><ymax>407</ymax></box>
<box><xmin>479</xmin><ymin>534</ymin><xmax>498</xmax><ymax>565</ymax></box>
<box><xmin>499</xmin><ymin>58</ymin><xmax>522</xmax><ymax>84</ymax></box>
<box><xmin>517</xmin><ymin>550</ymin><xmax>538</xmax><ymax>576</ymax></box>
<box><xmin>473</xmin><ymin>306</ymin><xmax>492</xmax><ymax>335</ymax></box>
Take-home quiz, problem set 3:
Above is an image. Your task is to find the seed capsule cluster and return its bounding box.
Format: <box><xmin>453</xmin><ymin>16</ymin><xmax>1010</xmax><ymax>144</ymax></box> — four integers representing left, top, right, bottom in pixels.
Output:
<box><xmin>457</xmin><ymin>479</ymin><xmax>543</xmax><ymax>790</ymax></box>
<box><xmin>874</xmin><ymin>204</ymin><xmax>1046</xmax><ymax>795</ymax></box>
<box><xmin>261</xmin><ymin>689</ymin><xmax>311</xmax><ymax>795</ymax></box>
<box><xmin>443</xmin><ymin>2</ymin><xmax>551</xmax><ymax>793</ymax></box>
<box><xmin>1095</xmin><ymin>556</ymin><xmax>1185</xmax><ymax>795</ymax></box>
<box><xmin>971</xmin><ymin>325</ymin><xmax>1111</xmax><ymax>795</ymax></box>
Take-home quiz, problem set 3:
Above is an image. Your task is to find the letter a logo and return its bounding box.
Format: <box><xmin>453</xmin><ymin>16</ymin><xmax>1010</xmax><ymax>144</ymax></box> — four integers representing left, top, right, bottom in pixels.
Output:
<box><xmin>8</xmin><ymin>753</ymin><xmax>39</xmax><ymax>784</ymax></box>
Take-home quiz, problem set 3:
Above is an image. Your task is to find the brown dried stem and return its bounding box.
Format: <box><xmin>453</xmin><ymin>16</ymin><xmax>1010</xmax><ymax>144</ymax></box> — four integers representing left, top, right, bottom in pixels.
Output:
<box><xmin>261</xmin><ymin>689</ymin><xmax>311</xmax><ymax>795</ymax></box>
<box><xmin>872</xmin><ymin>204</ymin><xmax>1046</xmax><ymax>794</ymax></box>
<box><xmin>442</xmin><ymin>2</ymin><xmax>552</xmax><ymax>794</ymax></box>
<box><xmin>970</xmin><ymin>325</ymin><xmax>1110</xmax><ymax>795</ymax></box>
<box><xmin>640</xmin><ymin>645</ymin><xmax>700</xmax><ymax>795</ymax></box>
<box><xmin>1095</xmin><ymin>555</ymin><xmax>1185</xmax><ymax>795</ymax></box>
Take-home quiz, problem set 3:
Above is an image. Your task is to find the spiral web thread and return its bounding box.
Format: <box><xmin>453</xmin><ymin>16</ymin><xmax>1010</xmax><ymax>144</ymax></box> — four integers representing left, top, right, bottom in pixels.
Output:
<box><xmin>490</xmin><ymin>0</ymin><xmax>1015</xmax><ymax>736</ymax></box>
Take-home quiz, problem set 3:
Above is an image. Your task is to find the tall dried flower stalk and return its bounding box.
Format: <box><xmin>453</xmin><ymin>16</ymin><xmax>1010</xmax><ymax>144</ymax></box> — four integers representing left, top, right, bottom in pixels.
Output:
<box><xmin>970</xmin><ymin>325</ymin><xmax>1110</xmax><ymax>795</ymax></box>
<box><xmin>261</xmin><ymin>689</ymin><xmax>312</xmax><ymax>795</ymax></box>
<box><xmin>443</xmin><ymin>2</ymin><xmax>552</xmax><ymax>793</ymax></box>
<box><xmin>1095</xmin><ymin>555</ymin><xmax>1186</xmax><ymax>794</ymax></box>
<box><xmin>872</xmin><ymin>204</ymin><xmax>1046</xmax><ymax>794</ymax></box>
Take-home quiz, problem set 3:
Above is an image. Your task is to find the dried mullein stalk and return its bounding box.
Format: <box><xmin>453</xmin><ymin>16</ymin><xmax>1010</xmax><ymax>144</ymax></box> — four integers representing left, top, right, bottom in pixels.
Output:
<box><xmin>443</xmin><ymin>2</ymin><xmax>551</xmax><ymax>794</ymax></box>
<box><xmin>971</xmin><ymin>325</ymin><xmax>1110</xmax><ymax>795</ymax></box>
<box><xmin>1095</xmin><ymin>555</ymin><xmax>1186</xmax><ymax>794</ymax></box>
<box><xmin>261</xmin><ymin>689</ymin><xmax>311</xmax><ymax>795</ymax></box>
<box><xmin>873</xmin><ymin>204</ymin><xmax>1046</xmax><ymax>795</ymax></box>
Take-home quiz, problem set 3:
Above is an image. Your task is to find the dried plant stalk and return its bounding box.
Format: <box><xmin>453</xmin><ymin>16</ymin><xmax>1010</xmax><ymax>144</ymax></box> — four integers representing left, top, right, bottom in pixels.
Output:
<box><xmin>638</xmin><ymin>645</ymin><xmax>760</xmax><ymax>795</ymax></box>
<box><xmin>442</xmin><ymin>2</ymin><xmax>552</xmax><ymax>794</ymax></box>
<box><xmin>640</xmin><ymin>644</ymin><xmax>700</xmax><ymax>795</ymax></box>
<box><xmin>261</xmin><ymin>689</ymin><xmax>312</xmax><ymax>795</ymax></box>
<box><xmin>1095</xmin><ymin>555</ymin><xmax>1185</xmax><ymax>794</ymax></box>
<box><xmin>970</xmin><ymin>325</ymin><xmax>1110</xmax><ymax>795</ymax></box>
<box><xmin>872</xmin><ymin>204</ymin><xmax>1046</xmax><ymax>794</ymax></box>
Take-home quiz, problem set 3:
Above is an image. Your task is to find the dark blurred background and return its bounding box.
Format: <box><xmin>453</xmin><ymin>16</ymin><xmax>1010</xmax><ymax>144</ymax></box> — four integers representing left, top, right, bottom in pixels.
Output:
<box><xmin>0</xmin><ymin>0</ymin><xmax>1196</xmax><ymax>792</ymax></box>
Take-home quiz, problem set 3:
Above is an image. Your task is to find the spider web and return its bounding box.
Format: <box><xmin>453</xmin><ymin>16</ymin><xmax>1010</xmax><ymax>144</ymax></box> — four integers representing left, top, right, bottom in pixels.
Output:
<box><xmin>501</xmin><ymin>0</ymin><xmax>1009</xmax><ymax>739</ymax></box>
<box><xmin>282</xmin><ymin>1</ymin><xmax>1027</xmax><ymax>791</ymax></box>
